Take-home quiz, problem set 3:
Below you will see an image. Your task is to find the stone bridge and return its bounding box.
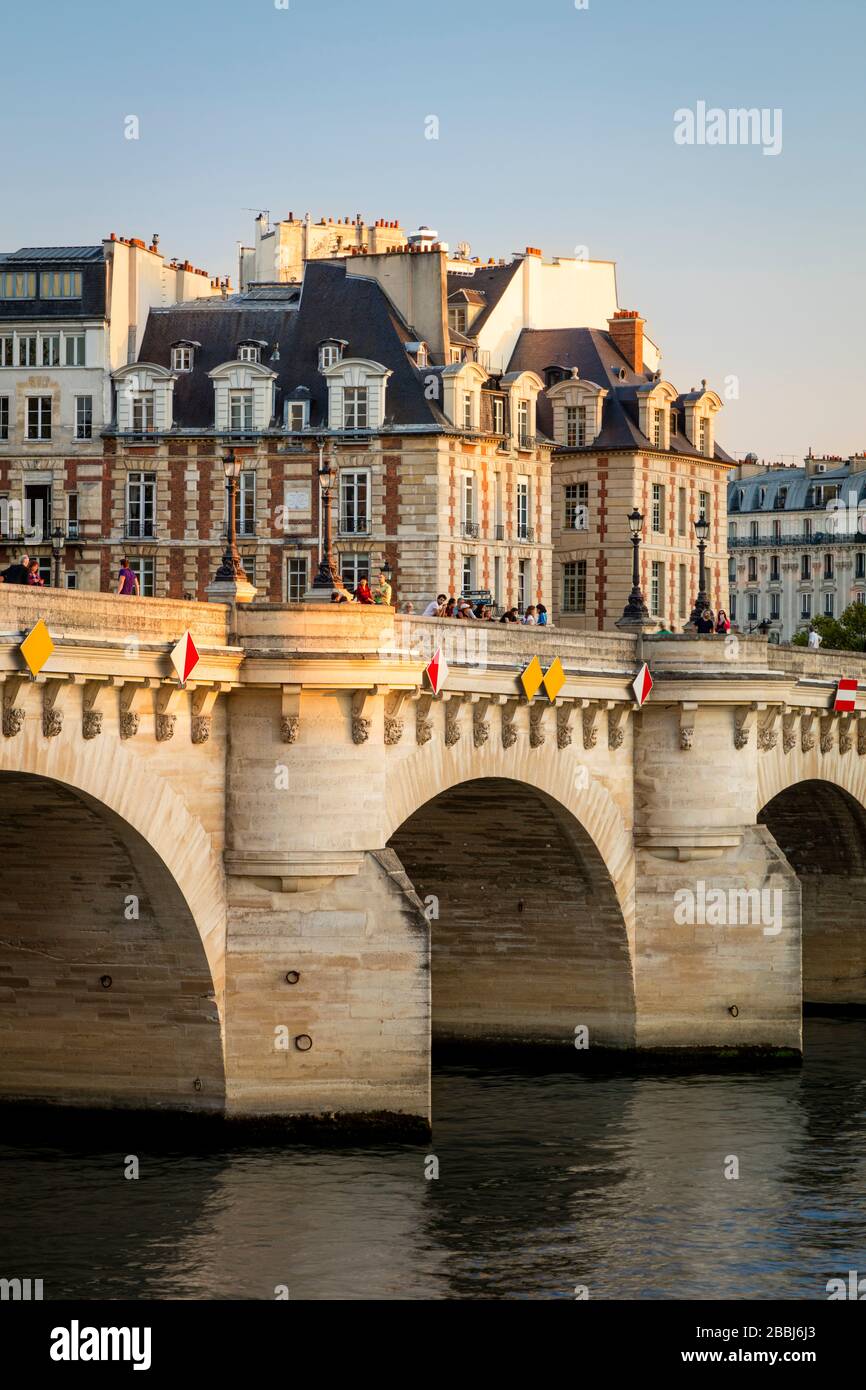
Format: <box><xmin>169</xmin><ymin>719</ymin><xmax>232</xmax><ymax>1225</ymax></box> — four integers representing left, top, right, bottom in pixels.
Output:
<box><xmin>1</xmin><ymin>587</ymin><xmax>865</xmax><ymax>1131</ymax></box>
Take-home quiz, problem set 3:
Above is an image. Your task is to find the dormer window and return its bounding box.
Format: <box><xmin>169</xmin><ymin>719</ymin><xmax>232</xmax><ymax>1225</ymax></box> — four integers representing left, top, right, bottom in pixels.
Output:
<box><xmin>449</xmin><ymin>307</ymin><xmax>467</xmax><ymax>334</ymax></box>
<box><xmin>319</xmin><ymin>341</ymin><xmax>343</xmax><ymax>370</ymax></box>
<box><xmin>344</xmin><ymin>387</ymin><xmax>368</xmax><ymax>430</ymax></box>
<box><xmin>566</xmin><ymin>405</ymin><xmax>587</xmax><ymax>447</ymax></box>
<box><xmin>171</xmin><ymin>344</ymin><xmax>194</xmax><ymax>372</ymax></box>
<box><xmin>286</xmin><ymin>399</ymin><xmax>308</xmax><ymax>432</ymax></box>
<box><xmin>238</xmin><ymin>343</ymin><xmax>260</xmax><ymax>363</ymax></box>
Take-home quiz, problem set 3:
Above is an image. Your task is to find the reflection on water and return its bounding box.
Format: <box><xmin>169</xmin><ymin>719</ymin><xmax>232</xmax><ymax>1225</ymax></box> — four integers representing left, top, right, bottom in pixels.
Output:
<box><xmin>1</xmin><ymin>1019</ymin><xmax>864</xmax><ymax>1300</ymax></box>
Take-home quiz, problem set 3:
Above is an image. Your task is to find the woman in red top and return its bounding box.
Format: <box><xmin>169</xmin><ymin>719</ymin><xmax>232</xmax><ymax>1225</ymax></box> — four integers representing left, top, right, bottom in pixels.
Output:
<box><xmin>354</xmin><ymin>577</ymin><xmax>374</xmax><ymax>604</ymax></box>
<box><xmin>26</xmin><ymin>560</ymin><xmax>45</xmax><ymax>586</ymax></box>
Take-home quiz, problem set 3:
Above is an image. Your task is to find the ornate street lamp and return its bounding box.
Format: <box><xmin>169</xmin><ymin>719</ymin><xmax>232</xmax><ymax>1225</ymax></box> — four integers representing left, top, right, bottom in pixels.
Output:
<box><xmin>311</xmin><ymin>438</ymin><xmax>342</xmax><ymax>591</ymax></box>
<box><xmin>50</xmin><ymin>525</ymin><xmax>64</xmax><ymax>588</ymax></box>
<box><xmin>213</xmin><ymin>448</ymin><xmax>246</xmax><ymax>583</ymax></box>
<box><xmin>688</xmin><ymin>513</ymin><xmax>711</xmax><ymax>627</ymax></box>
<box><xmin>618</xmin><ymin>507</ymin><xmax>651</xmax><ymax>625</ymax></box>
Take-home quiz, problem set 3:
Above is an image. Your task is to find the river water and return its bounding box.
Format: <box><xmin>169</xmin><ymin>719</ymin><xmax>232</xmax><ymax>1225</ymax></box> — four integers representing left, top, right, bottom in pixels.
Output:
<box><xmin>1</xmin><ymin>1018</ymin><xmax>864</xmax><ymax>1301</ymax></box>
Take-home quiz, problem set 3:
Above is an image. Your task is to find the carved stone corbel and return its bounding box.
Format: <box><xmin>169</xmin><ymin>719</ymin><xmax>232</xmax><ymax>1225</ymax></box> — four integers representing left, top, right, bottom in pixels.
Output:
<box><xmin>556</xmin><ymin>700</ymin><xmax>573</xmax><ymax>749</ymax></box>
<box><xmin>781</xmin><ymin>710</ymin><xmax>797</xmax><ymax>755</ymax></box>
<box><xmin>757</xmin><ymin>707</ymin><xmax>780</xmax><ymax>752</ymax></box>
<box><xmin>608</xmin><ymin>704</ymin><xmax>628</xmax><ymax>751</ymax></box>
<box><xmin>280</xmin><ymin>684</ymin><xmax>301</xmax><ymax>744</ymax></box>
<box><xmin>154</xmin><ymin>682</ymin><xmax>180</xmax><ymax>742</ymax></box>
<box><xmin>500</xmin><ymin>696</ymin><xmax>519</xmax><ymax>749</ymax></box>
<box><xmin>801</xmin><ymin>711</ymin><xmax>816</xmax><ymax>753</ymax></box>
<box><xmin>191</xmin><ymin>686</ymin><xmax>220</xmax><ymax>745</ymax></box>
<box><xmin>733</xmin><ymin>705</ymin><xmax>756</xmax><ymax>750</ymax></box>
<box><xmin>529</xmin><ymin>701</ymin><xmax>547</xmax><ymax>748</ymax></box>
<box><xmin>118</xmin><ymin>682</ymin><xmax>142</xmax><ymax>739</ymax></box>
<box><xmin>679</xmin><ymin>703</ymin><xmax>697</xmax><ymax>751</ymax></box>
<box><xmin>819</xmin><ymin>714</ymin><xmax>835</xmax><ymax>755</ymax></box>
<box><xmin>2</xmin><ymin>673</ymin><xmax>26</xmax><ymax>738</ymax></box>
<box><xmin>82</xmin><ymin>679</ymin><xmax>107</xmax><ymax>739</ymax></box>
<box><xmin>838</xmin><ymin>714</ymin><xmax>854</xmax><ymax>755</ymax></box>
<box><xmin>351</xmin><ymin>687</ymin><xmax>378</xmax><ymax>745</ymax></box>
<box><xmin>414</xmin><ymin>691</ymin><xmax>434</xmax><ymax>746</ymax></box>
<box><xmin>41</xmin><ymin>678</ymin><xmax>65</xmax><ymax>739</ymax></box>
<box><xmin>471</xmin><ymin>694</ymin><xmax>491</xmax><ymax>748</ymax></box>
<box><xmin>384</xmin><ymin>690</ymin><xmax>411</xmax><ymax>746</ymax></box>
<box><xmin>857</xmin><ymin>714</ymin><xmax>866</xmax><ymax>756</ymax></box>
<box><xmin>443</xmin><ymin>693</ymin><xmax>465</xmax><ymax>747</ymax></box>
<box><xmin>581</xmin><ymin>700</ymin><xmax>600</xmax><ymax>751</ymax></box>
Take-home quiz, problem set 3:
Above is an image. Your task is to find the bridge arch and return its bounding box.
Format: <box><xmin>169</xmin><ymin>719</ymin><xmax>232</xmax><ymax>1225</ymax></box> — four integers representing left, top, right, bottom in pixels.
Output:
<box><xmin>0</xmin><ymin>728</ymin><xmax>227</xmax><ymax>1110</ymax></box>
<box><xmin>384</xmin><ymin>753</ymin><xmax>635</xmax><ymax>1049</ymax></box>
<box><xmin>758</xmin><ymin>765</ymin><xmax>866</xmax><ymax>1008</ymax></box>
<box><xmin>383</xmin><ymin>736</ymin><xmax>635</xmax><ymax>942</ymax></box>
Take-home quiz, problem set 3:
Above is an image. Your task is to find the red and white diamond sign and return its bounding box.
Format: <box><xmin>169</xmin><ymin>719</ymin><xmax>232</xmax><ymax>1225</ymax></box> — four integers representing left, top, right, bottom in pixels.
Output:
<box><xmin>170</xmin><ymin>630</ymin><xmax>200</xmax><ymax>685</ymax></box>
<box><xmin>425</xmin><ymin>646</ymin><xmax>449</xmax><ymax>695</ymax></box>
<box><xmin>632</xmin><ymin>663</ymin><xmax>653</xmax><ymax>707</ymax></box>
<box><xmin>834</xmin><ymin>677</ymin><xmax>858</xmax><ymax>712</ymax></box>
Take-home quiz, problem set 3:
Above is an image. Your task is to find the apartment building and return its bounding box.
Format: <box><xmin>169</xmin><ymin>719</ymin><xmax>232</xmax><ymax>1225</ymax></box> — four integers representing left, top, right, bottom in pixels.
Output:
<box><xmin>100</xmin><ymin>257</ymin><xmax>552</xmax><ymax>607</ymax></box>
<box><xmin>0</xmin><ymin>236</ymin><xmax>222</xmax><ymax>583</ymax></box>
<box><xmin>727</xmin><ymin>453</ymin><xmax>866</xmax><ymax>641</ymax></box>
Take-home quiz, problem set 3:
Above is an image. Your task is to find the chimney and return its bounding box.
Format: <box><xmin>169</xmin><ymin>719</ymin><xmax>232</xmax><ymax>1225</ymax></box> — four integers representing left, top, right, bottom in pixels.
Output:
<box><xmin>608</xmin><ymin>309</ymin><xmax>645</xmax><ymax>374</ymax></box>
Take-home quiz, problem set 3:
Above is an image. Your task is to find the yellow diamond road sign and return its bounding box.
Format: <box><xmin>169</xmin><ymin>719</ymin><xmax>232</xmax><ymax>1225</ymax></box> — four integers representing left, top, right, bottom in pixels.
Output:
<box><xmin>20</xmin><ymin>620</ymin><xmax>54</xmax><ymax>677</ymax></box>
<box><xmin>520</xmin><ymin>655</ymin><xmax>544</xmax><ymax>701</ymax></box>
<box><xmin>542</xmin><ymin>657</ymin><xmax>565</xmax><ymax>702</ymax></box>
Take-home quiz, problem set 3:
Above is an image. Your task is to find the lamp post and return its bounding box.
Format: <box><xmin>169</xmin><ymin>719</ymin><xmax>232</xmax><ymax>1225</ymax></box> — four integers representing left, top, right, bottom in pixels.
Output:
<box><xmin>311</xmin><ymin>438</ymin><xmax>341</xmax><ymax>592</ymax></box>
<box><xmin>213</xmin><ymin>448</ymin><xmax>246</xmax><ymax>583</ymax></box>
<box><xmin>618</xmin><ymin>508</ymin><xmax>651</xmax><ymax>625</ymax></box>
<box><xmin>688</xmin><ymin>513</ymin><xmax>711</xmax><ymax>627</ymax></box>
<box><xmin>50</xmin><ymin>525</ymin><xmax>64</xmax><ymax>588</ymax></box>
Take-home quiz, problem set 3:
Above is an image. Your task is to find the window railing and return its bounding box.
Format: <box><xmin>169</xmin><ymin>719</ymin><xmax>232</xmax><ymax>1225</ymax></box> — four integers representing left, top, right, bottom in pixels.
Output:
<box><xmin>516</xmin><ymin>524</ymin><xmax>534</xmax><ymax>542</ymax></box>
<box><xmin>728</xmin><ymin>533</ymin><xmax>857</xmax><ymax>548</ymax></box>
<box><xmin>516</xmin><ymin>433</ymin><xmax>535</xmax><ymax>450</ymax></box>
<box><xmin>339</xmin><ymin>515</ymin><xmax>371</xmax><ymax>536</ymax></box>
<box><xmin>495</xmin><ymin>523</ymin><xmax>505</xmax><ymax>541</ymax></box>
<box><xmin>125</xmin><ymin>520</ymin><xmax>156</xmax><ymax>540</ymax></box>
<box><xmin>462</xmin><ymin>520</ymin><xmax>479</xmax><ymax>538</ymax></box>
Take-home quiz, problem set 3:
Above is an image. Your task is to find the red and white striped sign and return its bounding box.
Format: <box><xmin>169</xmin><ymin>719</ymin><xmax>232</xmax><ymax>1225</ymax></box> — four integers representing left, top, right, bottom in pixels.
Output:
<box><xmin>170</xmin><ymin>630</ymin><xmax>200</xmax><ymax>685</ymax></box>
<box><xmin>834</xmin><ymin>677</ymin><xmax>858</xmax><ymax>712</ymax></box>
<box><xmin>632</xmin><ymin>663</ymin><xmax>653</xmax><ymax>707</ymax></box>
<box><xmin>425</xmin><ymin>646</ymin><xmax>449</xmax><ymax>695</ymax></box>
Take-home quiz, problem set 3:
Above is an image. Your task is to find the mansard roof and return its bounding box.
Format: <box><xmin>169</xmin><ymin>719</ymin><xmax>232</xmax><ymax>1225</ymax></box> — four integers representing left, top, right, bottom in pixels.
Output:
<box><xmin>137</xmin><ymin>261</ymin><xmax>449</xmax><ymax>431</ymax></box>
<box><xmin>728</xmin><ymin>463</ymin><xmax>866</xmax><ymax>513</ymax></box>
<box><xmin>508</xmin><ymin>326</ymin><xmax>734</xmax><ymax>462</ymax></box>
<box><xmin>445</xmin><ymin>259</ymin><xmax>522</xmax><ymax>336</ymax></box>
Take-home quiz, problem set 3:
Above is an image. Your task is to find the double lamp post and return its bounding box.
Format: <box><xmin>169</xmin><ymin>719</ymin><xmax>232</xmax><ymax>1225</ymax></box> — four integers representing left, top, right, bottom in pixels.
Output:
<box><xmin>619</xmin><ymin>506</ymin><xmax>711</xmax><ymax>629</ymax></box>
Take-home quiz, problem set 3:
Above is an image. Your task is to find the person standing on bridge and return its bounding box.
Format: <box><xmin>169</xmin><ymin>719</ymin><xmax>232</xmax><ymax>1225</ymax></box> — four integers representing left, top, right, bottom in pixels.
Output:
<box><xmin>26</xmin><ymin>559</ymin><xmax>44</xmax><ymax>586</ymax></box>
<box><xmin>808</xmin><ymin>625</ymin><xmax>822</xmax><ymax>649</ymax></box>
<box><xmin>0</xmin><ymin>552</ymin><xmax>30</xmax><ymax>584</ymax></box>
<box><xmin>117</xmin><ymin>558</ymin><xmax>139</xmax><ymax>597</ymax></box>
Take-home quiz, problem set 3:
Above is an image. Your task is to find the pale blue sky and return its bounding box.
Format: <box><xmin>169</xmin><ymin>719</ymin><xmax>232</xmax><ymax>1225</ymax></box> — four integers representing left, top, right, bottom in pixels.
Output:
<box><xmin>2</xmin><ymin>0</ymin><xmax>864</xmax><ymax>460</ymax></box>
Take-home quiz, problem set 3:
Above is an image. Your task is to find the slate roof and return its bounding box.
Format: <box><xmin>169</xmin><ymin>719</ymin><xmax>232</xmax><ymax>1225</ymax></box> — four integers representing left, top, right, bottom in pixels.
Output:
<box><xmin>0</xmin><ymin>245</ymin><xmax>104</xmax><ymax>262</ymax></box>
<box><xmin>136</xmin><ymin>260</ymin><xmax>450</xmax><ymax>432</ymax></box>
<box><xmin>728</xmin><ymin>463</ymin><xmax>866</xmax><ymax>513</ymax></box>
<box><xmin>446</xmin><ymin>260</ymin><xmax>522</xmax><ymax>337</ymax></box>
<box><xmin>508</xmin><ymin>327</ymin><xmax>734</xmax><ymax>463</ymax></box>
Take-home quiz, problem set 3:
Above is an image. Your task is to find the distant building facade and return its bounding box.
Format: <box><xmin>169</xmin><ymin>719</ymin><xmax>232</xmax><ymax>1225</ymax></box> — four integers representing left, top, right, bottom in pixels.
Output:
<box><xmin>0</xmin><ymin>236</ymin><xmax>223</xmax><ymax>584</ymax></box>
<box><xmin>727</xmin><ymin>453</ymin><xmax>866</xmax><ymax>641</ymax></box>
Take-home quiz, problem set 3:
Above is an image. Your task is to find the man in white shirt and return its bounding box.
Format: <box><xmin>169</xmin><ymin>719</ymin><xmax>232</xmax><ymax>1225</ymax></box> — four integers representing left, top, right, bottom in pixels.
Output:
<box><xmin>423</xmin><ymin>594</ymin><xmax>447</xmax><ymax>617</ymax></box>
<box><xmin>808</xmin><ymin>626</ymin><xmax>821</xmax><ymax>649</ymax></box>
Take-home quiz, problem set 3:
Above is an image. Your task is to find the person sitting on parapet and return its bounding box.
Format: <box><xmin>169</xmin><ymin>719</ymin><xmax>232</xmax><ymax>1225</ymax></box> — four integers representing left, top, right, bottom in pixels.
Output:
<box><xmin>422</xmin><ymin>593</ymin><xmax>448</xmax><ymax>617</ymax></box>
<box><xmin>330</xmin><ymin>576</ymin><xmax>354</xmax><ymax>604</ymax></box>
<box><xmin>354</xmin><ymin>576</ymin><xmax>374</xmax><ymax>604</ymax></box>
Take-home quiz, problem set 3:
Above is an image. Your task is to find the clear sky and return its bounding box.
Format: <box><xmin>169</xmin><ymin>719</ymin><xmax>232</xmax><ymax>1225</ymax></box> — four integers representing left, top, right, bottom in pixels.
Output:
<box><xmin>3</xmin><ymin>0</ymin><xmax>864</xmax><ymax>462</ymax></box>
